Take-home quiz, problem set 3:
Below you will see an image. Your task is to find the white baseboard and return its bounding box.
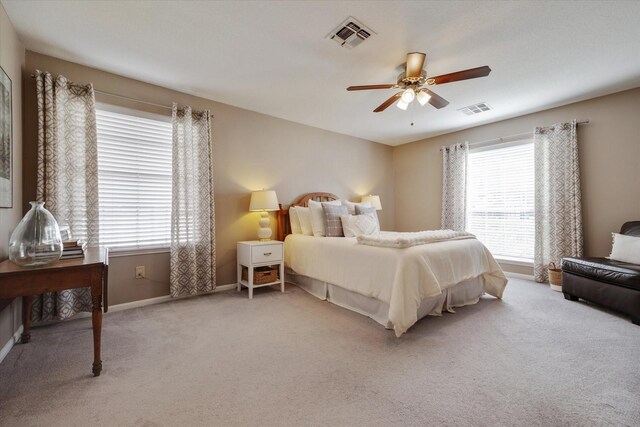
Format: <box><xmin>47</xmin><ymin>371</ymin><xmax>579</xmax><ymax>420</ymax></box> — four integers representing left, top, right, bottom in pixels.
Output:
<box><xmin>0</xmin><ymin>325</ymin><xmax>23</xmax><ymax>365</ymax></box>
<box><xmin>215</xmin><ymin>283</ymin><xmax>238</xmax><ymax>292</ymax></box>
<box><xmin>108</xmin><ymin>295</ymin><xmax>173</xmax><ymax>312</ymax></box>
<box><xmin>505</xmin><ymin>271</ymin><xmax>535</xmax><ymax>281</ymax></box>
<box><xmin>0</xmin><ymin>283</ymin><xmax>237</xmax><ymax>364</ymax></box>
<box><xmin>106</xmin><ymin>283</ymin><xmax>237</xmax><ymax>312</ymax></box>
<box><xmin>214</xmin><ymin>283</ymin><xmax>238</xmax><ymax>292</ymax></box>
<box><xmin>51</xmin><ymin>283</ymin><xmax>238</xmax><ymax>320</ymax></box>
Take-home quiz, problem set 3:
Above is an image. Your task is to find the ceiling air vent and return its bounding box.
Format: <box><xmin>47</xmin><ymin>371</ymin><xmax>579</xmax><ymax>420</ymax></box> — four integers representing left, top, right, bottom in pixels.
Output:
<box><xmin>327</xmin><ymin>17</ymin><xmax>375</xmax><ymax>49</ymax></box>
<box><xmin>458</xmin><ymin>102</ymin><xmax>492</xmax><ymax>116</ymax></box>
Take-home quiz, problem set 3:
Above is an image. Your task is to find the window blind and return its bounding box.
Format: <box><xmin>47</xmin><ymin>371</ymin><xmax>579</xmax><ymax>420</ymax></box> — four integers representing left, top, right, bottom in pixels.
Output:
<box><xmin>96</xmin><ymin>109</ymin><xmax>172</xmax><ymax>250</ymax></box>
<box><xmin>466</xmin><ymin>140</ymin><xmax>534</xmax><ymax>260</ymax></box>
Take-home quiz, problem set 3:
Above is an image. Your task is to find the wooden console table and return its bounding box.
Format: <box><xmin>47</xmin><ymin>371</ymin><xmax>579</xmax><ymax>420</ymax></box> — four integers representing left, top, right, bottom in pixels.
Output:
<box><xmin>0</xmin><ymin>247</ymin><xmax>109</xmax><ymax>376</ymax></box>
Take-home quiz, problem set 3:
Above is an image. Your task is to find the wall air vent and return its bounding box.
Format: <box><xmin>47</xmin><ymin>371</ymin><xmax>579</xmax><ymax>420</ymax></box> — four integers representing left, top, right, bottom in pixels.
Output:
<box><xmin>327</xmin><ymin>17</ymin><xmax>375</xmax><ymax>49</ymax></box>
<box><xmin>459</xmin><ymin>102</ymin><xmax>492</xmax><ymax>116</ymax></box>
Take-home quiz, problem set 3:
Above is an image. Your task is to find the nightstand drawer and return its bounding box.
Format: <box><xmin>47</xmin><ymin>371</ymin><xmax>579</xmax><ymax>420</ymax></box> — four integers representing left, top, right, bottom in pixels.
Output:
<box><xmin>252</xmin><ymin>244</ymin><xmax>283</xmax><ymax>264</ymax></box>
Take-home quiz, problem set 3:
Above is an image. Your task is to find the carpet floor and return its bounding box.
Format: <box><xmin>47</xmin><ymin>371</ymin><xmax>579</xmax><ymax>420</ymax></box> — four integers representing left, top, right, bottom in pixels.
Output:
<box><xmin>0</xmin><ymin>278</ymin><xmax>638</xmax><ymax>426</ymax></box>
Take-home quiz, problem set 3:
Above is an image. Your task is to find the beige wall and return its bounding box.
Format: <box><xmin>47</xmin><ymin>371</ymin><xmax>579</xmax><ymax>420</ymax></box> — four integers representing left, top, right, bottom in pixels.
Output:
<box><xmin>394</xmin><ymin>88</ymin><xmax>640</xmax><ymax>274</ymax></box>
<box><xmin>0</xmin><ymin>4</ymin><xmax>24</xmax><ymax>348</ymax></box>
<box><xmin>22</xmin><ymin>51</ymin><xmax>396</xmax><ymax>306</ymax></box>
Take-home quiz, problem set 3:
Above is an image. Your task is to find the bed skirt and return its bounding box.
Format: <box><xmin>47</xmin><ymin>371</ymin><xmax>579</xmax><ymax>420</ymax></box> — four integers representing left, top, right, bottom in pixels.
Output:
<box><xmin>285</xmin><ymin>268</ymin><xmax>484</xmax><ymax>330</ymax></box>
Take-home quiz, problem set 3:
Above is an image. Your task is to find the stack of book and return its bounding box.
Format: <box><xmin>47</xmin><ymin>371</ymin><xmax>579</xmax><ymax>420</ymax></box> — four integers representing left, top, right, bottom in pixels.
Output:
<box><xmin>61</xmin><ymin>240</ymin><xmax>87</xmax><ymax>259</ymax></box>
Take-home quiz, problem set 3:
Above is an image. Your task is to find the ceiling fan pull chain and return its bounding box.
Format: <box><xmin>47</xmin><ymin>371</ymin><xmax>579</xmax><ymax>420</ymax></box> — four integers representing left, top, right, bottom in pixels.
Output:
<box><xmin>410</xmin><ymin>99</ymin><xmax>415</xmax><ymax>126</ymax></box>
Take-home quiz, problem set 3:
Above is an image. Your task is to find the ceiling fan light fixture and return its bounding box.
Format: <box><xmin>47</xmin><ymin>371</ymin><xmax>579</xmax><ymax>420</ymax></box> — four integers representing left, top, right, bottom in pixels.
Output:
<box><xmin>346</xmin><ymin>50</ymin><xmax>490</xmax><ymax>113</ymax></box>
<box><xmin>396</xmin><ymin>99</ymin><xmax>409</xmax><ymax>110</ymax></box>
<box><xmin>400</xmin><ymin>88</ymin><xmax>415</xmax><ymax>103</ymax></box>
<box><xmin>417</xmin><ymin>90</ymin><xmax>431</xmax><ymax>106</ymax></box>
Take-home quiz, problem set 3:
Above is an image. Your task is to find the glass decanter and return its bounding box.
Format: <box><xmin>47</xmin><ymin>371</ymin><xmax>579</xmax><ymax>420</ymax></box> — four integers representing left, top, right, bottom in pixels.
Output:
<box><xmin>8</xmin><ymin>201</ymin><xmax>63</xmax><ymax>267</ymax></box>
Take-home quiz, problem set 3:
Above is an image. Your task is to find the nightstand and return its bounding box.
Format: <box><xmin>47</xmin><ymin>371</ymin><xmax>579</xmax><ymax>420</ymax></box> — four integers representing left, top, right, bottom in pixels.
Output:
<box><xmin>237</xmin><ymin>241</ymin><xmax>285</xmax><ymax>299</ymax></box>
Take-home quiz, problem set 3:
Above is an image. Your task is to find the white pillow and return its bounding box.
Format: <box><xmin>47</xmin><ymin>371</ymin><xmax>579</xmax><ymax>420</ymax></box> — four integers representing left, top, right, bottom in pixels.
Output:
<box><xmin>340</xmin><ymin>214</ymin><xmax>380</xmax><ymax>238</ymax></box>
<box><xmin>354</xmin><ymin>205</ymin><xmax>380</xmax><ymax>232</ymax></box>
<box><xmin>341</xmin><ymin>200</ymin><xmax>371</xmax><ymax>215</ymax></box>
<box><xmin>308</xmin><ymin>199</ymin><xmax>341</xmax><ymax>237</ymax></box>
<box><xmin>296</xmin><ymin>207</ymin><xmax>313</xmax><ymax>236</ymax></box>
<box><xmin>289</xmin><ymin>207</ymin><xmax>302</xmax><ymax>235</ymax></box>
<box><xmin>609</xmin><ymin>233</ymin><xmax>640</xmax><ymax>264</ymax></box>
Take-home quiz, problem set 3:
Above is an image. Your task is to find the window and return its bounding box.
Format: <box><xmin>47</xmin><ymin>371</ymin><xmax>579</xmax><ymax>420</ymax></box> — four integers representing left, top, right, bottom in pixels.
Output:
<box><xmin>96</xmin><ymin>107</ymin><xmax>172</xmax><ymax>251</ymax></box>
<box><xmin>466</xmin><ymin>139</ymin><xmax>534</xmax><ymax>261</ymax></box>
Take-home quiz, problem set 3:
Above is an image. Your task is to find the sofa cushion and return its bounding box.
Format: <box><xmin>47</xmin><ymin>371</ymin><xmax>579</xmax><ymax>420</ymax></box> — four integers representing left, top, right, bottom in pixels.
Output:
<box><xmin>562</xmin><ymin>257</ymin><xmax>640</xmax><ymax>291</ymax></box>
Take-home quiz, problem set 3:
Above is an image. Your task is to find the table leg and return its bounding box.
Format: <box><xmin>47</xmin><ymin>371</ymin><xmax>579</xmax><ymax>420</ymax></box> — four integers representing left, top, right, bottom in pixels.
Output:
<box><xmin>248</xmin><ymin>266</ymin><xmax>254</xmax><ymax>299</ymax></box>
<box><xmin>91</xmin><ymin>276</ymin><xmax>103</xmax><ymax>377</ymax></box>
<box><xmin>280</xmin><ymin>262</ymin><xmax>285</xmax><ymax>293</ymax></box>
<box><xmin>21</xmin><ymin>295</ymin><xmax>33</xmax><ymax>344</ymax></box>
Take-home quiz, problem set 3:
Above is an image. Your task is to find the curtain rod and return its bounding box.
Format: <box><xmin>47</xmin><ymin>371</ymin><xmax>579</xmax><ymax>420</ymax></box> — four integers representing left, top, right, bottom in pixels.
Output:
<box><xmin>95</xmin><ymin>90</ymin><xmax>173</xmax><ymax>111</ymax></box>
<box><xmin>29</xmin><ymin>73</ymin><xmax>173</xmax><ymax>111</ymax></box>
<box><xmin>441</xmin><ymin>120</ymin><xmax>589</xmax><ymax>151</ymax></box>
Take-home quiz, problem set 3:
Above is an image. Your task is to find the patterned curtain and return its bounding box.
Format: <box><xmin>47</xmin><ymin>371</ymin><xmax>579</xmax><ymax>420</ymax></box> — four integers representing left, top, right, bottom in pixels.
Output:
<box><xmin>534</xmin><ymin>120</ymin><xmax>583</xmax><ymax>282</ymax></box>
<box><xmin>170</xmin><ymin>104</ymin><xmax>216</xmax><ymax>297</ymax></box>
<box><xmin>441</xmin><ymin>142</ymin><xmax>469</xmax><ymax>231</ymax></box>
<box><xmin>33</xmin><ymin>70</ymin><xmax>99</xmax><ymax>321</ymax></box>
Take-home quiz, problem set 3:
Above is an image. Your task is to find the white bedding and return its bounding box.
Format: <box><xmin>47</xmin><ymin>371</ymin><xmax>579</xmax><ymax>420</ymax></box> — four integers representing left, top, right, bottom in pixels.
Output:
<box><xmin>284</xmin><ymin>232</ymin><xmax>508</xmax><ymax>337</ymax></box>
<box><xmin>357</xmin><ymin>229</ymin><xmax>475</xmax><ymax>248</ymax></box>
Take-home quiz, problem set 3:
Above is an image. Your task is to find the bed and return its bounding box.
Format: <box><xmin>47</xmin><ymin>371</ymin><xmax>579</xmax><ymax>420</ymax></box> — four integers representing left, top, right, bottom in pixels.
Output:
<box><xmin>277</xmin><ymin>192</ymin><xmax>508</xmax><ymax>336</ymax></box>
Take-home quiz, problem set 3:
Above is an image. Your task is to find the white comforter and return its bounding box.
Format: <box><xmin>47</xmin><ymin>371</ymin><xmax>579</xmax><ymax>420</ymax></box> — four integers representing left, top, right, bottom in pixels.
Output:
<box><xmin>285</xmin><ymin>232</ymin><xmax>507</xmax><ymax>337</ymax></box>
<box><xmin>357</xmin><ymin>230</ymin><xmax>475</xmax><ymax>248</ymax></box>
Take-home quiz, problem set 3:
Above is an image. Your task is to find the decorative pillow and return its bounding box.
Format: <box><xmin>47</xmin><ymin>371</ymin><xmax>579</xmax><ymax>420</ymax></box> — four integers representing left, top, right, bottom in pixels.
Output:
<box><xmin>289</xmin><ymin>207</ymin><xmax>302</xmax><ymax>234</ymax></box>
<box><xmin>296</xmin><ymin>207</ymin><xmax>313</xmax><ymax>236</ymax></box>
<box><xmin>341</xmin><ymin>200</ymin><xmax>371</xmax><ymax>215</ymax></box>
<box><xmin>341</xmin><ymin>214</ymin><xmax>379</xmax><ymax>238</ymax></box>
<box><xmin>308</xmin><ymin>199</ymin><xmax>341</xmax><ymax>237</ymax></box>
<box><xmin>609</xmin><ymin>233</ymin><xmax>640</xmax><ymax>265</ymax></box>
<box><xmin>355</xmin><ymin>205</ymin><xmax>380</xmax><ymax>230</ymax></box>
<box><xmin>322</xmin><ymin>204</ymin><xmax>348</xmax><ymax>237</ymax></box>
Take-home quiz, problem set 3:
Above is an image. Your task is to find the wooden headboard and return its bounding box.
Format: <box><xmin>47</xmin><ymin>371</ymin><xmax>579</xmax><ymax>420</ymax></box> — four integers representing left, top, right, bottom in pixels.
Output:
<box><xmin>276</xmin><ymin>192</ymin><xmax>339</xmax><ymax>241</ymax></box>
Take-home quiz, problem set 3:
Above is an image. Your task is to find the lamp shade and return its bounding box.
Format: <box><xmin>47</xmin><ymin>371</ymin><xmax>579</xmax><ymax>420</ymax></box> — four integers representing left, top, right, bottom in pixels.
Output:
<box><xmin>416</xmin><ymin>90</ymin><xmax>431</xmax><ymax>106</ymax></box>
<box><xmin>361</xmin><ymin>195</ymin><xmax>382</xmax><ymax>210</ymax></box>
<box><xmin>401</xmin><ymin>88</ymin><xmax>415</xmax><ymax>103</ymax></box>
<box><xmin>396</xmin><ymin>99</ymin><xmax>409</xmax><ymax>110</ymax></box>
<box><xmin>249</xmin><ymin>190</ymin><xmax>279</xmax><ymax>211</ymax></box>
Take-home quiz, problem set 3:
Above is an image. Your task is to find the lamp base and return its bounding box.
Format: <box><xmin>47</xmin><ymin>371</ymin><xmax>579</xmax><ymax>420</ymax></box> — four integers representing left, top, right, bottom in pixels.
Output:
<box><xmin>257</xmin><ymin>211</ymin><xmax>273</xmax><ymax>241</ymax></box>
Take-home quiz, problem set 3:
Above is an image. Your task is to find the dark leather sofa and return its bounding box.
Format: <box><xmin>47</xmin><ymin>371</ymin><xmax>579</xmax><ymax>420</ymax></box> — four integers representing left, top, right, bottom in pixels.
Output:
<box><xmin>562</xmin><ymin>221</ymin><xmax>640</xmax><ymax>325</ymax></box>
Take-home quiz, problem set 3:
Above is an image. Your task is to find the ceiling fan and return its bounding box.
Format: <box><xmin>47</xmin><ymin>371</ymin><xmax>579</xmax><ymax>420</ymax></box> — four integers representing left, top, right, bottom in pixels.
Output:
<box><xmin>347</xmin><ymin>52</ymin><xmax>491</xmax><ymax>112</ymax></box>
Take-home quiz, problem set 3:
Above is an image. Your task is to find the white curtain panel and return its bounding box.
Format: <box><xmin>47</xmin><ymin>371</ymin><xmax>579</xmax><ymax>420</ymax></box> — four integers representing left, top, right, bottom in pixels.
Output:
<box><xmin>534</xmin><ymin>120</ymin><xmax>583</xmax><ymax>282</ymax></box>
<box><xmin>33</xmin><ymin>70</ymin><xmax>99</xmax><ymax>321</ymax></box>
<box><xmin>441</xmin><ymin>142</ymin><xmax>469</xmax><ymax>231</ymax></box>
<box><xmin>170</xmin><ymin>104</ymin><xmax>216</xmax><ymax>297</ymax></box>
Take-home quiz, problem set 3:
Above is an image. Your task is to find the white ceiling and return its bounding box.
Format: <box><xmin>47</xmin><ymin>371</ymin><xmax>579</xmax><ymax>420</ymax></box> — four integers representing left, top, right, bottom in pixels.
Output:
<box><xmin>3</xmin><ymin>1</ymin><xmax>640</xmax><ymax>146</ymax></box>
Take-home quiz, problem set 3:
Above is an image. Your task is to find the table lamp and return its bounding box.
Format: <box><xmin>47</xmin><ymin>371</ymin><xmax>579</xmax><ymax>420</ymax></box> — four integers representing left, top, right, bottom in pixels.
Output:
<box><xmin>361</xmin><ymin>195</ymin><xmax>382</xmax><ymax>210</ymax></box>
<box><xmin>249</xmin><ymin>190</ymin><xmax>279</xmax><ymax>241</ymax></box>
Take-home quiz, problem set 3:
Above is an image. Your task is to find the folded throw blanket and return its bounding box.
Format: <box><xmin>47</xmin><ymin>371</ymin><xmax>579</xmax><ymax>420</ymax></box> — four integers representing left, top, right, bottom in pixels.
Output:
<box><xmin>357</xmin><ymin>230</ymin><xmax>475</xmax><ymax>249</ymax></box>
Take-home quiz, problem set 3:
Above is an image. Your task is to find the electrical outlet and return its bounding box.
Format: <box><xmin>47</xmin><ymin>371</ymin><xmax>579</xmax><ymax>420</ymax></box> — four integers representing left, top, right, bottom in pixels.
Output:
<box><xmin>135</xmin><ymin>266</ymin><xmax>146</xmax><ymax>279</ymax></box>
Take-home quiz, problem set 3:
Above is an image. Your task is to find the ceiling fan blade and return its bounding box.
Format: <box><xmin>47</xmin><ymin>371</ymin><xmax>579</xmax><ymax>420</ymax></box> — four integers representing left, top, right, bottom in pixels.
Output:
<box><xmin>405</xmin><ymin>52</ymin><xmax>426</xmax><ymax>79</ymax></box>
<box><xmin>347</xmin><ymin>84</ymin><xmax>396</xmax><ymax>91</ymax></box>
<box><xmin>429</xmin><ymin>66</ymin><xmax>491</xmax><ymax>85</ymax></box>
<box><xmin>424</xmin><ymin>89</ymin><xmax>449</xmax><ymax>109</ymax></box>
<box><xmin>373</xmin><ymin>92</ymin><xmax>402</xmax><ymax>112</ymax></box>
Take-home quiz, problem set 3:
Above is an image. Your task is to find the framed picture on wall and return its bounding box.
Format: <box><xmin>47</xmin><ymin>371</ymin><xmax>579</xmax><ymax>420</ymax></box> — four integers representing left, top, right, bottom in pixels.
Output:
<box><xmin>0</xmin><ymin>65</ymin><xmax>12</xmax><ymax>208</ymax></box>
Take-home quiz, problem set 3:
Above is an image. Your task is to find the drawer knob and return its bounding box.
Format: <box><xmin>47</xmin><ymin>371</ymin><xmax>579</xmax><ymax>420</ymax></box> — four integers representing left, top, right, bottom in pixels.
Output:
<box><xmin>264</xmin><ymin>252</ymin><xmax>272</xmax><ymax>256</ymax></box>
